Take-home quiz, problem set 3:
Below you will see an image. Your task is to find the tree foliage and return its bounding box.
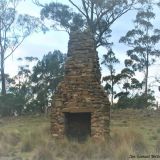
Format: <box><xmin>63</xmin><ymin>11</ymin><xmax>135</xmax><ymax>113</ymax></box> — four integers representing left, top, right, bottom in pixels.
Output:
<box><xmin>119</xmin><ymin>3</ymin><xmax>160</xmax><ymax>100</ymax></box>
<box><xmin>102</xmin><ymin>49</ymin><xmax>120</xmax><ymax>105</ymax></box>
<box><xmin>29</xmin><ymin>50</ymin><xmax>66</xmax><ymax>113</ymax></box>
<box><xmin>34</xmin><ymin>0</ymin><xmax>138</xmax><ymax>47</ymax></box>
<box><xmin>0</xmin><ymin>0</ymin><xmax>47</xmax><ymax>95</ymax></box>
<box><xmin>0</xmin><ymin>51</ymin><xmax>65</xmax><ymax>116</ymax></box>
<box><xmin>115</xmin><ymin>92</ymin><xmax>155</xmax><ymax>109</ymax></box>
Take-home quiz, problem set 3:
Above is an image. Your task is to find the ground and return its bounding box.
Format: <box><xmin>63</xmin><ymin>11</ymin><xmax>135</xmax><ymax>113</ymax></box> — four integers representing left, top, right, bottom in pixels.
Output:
<box><xmin>0</xmin><ymin>109</ymin><xmax>160</xmax><ymax>160</ymax></box>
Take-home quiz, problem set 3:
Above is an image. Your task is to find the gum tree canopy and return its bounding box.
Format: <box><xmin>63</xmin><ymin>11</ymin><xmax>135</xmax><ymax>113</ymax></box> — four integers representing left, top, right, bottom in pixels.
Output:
<box><xmin>0</xmin><ymin>0</ymin><xmax>47</xmax><ymax>95</ymax></box>
<box><xmin>34</xmin><ymin>0</ymin><xmax>139</xmax><ymax>48</ymax></box>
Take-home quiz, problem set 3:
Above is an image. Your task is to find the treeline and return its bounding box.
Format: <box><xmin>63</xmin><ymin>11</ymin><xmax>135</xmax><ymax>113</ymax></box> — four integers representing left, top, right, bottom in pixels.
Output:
<box><xmin>0</xmin><ymin>51</ymin><xmax>66</xmax><ymax>116</ymax></box>
<box><xmin>0</xmin><ymin>49</ymin><xmax>157</xmax><ymax>117</ymax></box>
<box><xmin>102</xmin><ymin>1</ymin><xmax>160</xmax><ymax>109</ymax></box>
<box><xmin>101</xmin><ymin>50</ymin><xmax>155</xmax><ymax>109</ymax></box>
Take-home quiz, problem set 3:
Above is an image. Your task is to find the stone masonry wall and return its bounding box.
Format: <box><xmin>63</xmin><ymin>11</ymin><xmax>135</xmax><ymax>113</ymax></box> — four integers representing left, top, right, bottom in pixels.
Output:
<box><xmin>51</xmin><ymin>31</ymin><xmax>110</xmax><ymax>141</ymax></box>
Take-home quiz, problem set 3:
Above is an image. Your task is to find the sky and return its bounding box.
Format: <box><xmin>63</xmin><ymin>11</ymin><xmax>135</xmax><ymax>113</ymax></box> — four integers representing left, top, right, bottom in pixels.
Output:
<box><xmin>4</xmin><ymin>0</ymin><xmax>160</xmax><ymax>103</ymax></box>
<box><xmin>5</xmin><ymin>0</ymin><xmax>69</xmax><ymax>75</ymax></box>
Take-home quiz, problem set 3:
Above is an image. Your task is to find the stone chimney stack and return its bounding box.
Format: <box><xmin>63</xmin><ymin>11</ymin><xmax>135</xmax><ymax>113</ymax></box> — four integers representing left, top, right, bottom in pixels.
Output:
<box><xmin>51</xmin><ymin>31</ymin><xmax>110</xmax><ymax>141</ymax></box>
<box><xmin>66</xmin><ymin>31</ymin><xmax>101</xmax><ymax>84</ymax></box>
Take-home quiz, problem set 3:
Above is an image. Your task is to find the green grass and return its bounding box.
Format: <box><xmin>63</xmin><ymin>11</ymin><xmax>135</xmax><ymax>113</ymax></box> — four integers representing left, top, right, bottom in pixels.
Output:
<box><xmin>0</xmin><ymin>109</ymin><xmax>160</xmax><ymax>160</ymax></box>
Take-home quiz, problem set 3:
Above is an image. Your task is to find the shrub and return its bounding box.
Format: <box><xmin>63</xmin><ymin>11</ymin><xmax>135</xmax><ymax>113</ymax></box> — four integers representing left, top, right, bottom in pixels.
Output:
<box><xmin>0</xmin><ymin>94</ymin><xmax>25</xmax><ymax>117</ymax></box>
<box><xmin>115</xmin><ymin>93</ymin><xmax>155</xmax><ymax>109</ymax></box>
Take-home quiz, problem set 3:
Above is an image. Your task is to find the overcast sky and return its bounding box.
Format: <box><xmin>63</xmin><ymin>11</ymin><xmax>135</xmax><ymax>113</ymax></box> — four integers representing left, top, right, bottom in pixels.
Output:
<box><xmin>5</xmin><ymin>0</ymin><xmax>160</xmax><ymax>102</ymax></box>
<box><xmin>6</xmin><ymin>0</ymin><xmax>69</xmax><ymax>76</ymax></box>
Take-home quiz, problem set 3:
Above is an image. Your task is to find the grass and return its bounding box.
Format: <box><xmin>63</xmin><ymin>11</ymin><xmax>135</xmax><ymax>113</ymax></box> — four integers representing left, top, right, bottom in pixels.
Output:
<box><xmin>157</xmin><ymin>128</ymin><xmax>160</xmax><ymax>134</ymax></box>
<box><xmin>0</xmin><ymin>109</ymin><xmax>160</xmax><ymax>159</ymax></box>
<box><xmin>155</xmin><ymin>140</ymin><xmax>160</xmax><ymax>153</ymax></box>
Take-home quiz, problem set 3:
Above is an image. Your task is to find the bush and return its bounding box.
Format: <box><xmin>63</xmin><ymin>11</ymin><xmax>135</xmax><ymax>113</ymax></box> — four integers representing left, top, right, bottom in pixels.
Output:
<box><xmin>0</xmin><ymin>94</ymin><xmax>25</xmax><ymax>117</ymax></box>
<box><xmin>115</xmin><ymin>93</ymin><xmax>155</xmax><ymax>109</ymax></box>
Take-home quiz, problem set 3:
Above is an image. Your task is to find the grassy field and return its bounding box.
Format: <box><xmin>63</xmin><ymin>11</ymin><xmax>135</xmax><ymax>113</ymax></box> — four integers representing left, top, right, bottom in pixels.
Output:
<box><xmin>0</xmin><ymin>109</ymin><xmax>160</xmax><ymax>160</ymax></box>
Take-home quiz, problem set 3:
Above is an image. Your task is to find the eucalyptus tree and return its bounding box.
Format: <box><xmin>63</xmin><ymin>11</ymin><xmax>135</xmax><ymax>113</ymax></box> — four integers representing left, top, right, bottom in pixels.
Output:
<box><xmin>119</xmin><ymin>3</ymin><xmax>160</xmax><ymax>102</ymax></box>
<box><xmin>3</xmin><ymin>51</ymin><xmax>65</xmax><ymax>115</ymax></box>
<box><xmin>0</xmin><ymin>0</ymin><xmax>47</xmax><ymax>95</ymax></box>
<box><xmin>115</xmin><ymin>68</ymin><xmax>142</xmax><ymax>98</ymax></box>
<box><xmin>33</xmin><ymin>0</ymin><xmax>139</xmax><ymax>48</ymax></box>
<box><xmin>30</xmin><ymin>50</ymin><xmax>66</xmax><ymax>113</ymax></box>
<box><xmin>102</xmin><ymin>49</ymin><xmax>120</xmax><ymax>105</ymax></box>
<box><xmin>10</xmin><ymin>57</ymin><xmax>38</xmax><ymax>95</ymax></box>
<box><xmin>0</xmin><ymin>56</ymin><xmax>38</xmax><ymax>116</ymax></box>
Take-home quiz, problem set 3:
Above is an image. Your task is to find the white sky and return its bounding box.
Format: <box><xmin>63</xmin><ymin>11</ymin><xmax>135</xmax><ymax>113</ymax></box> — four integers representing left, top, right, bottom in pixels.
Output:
<box><xmin>5</xmin><ymin>0</ymin><xmax>69</xmax><ymax>76</ymax></box>
<box><xmin>4</xmin><ymin>0</ymin><xmax>160</xmax><ymax>102</ymax></box>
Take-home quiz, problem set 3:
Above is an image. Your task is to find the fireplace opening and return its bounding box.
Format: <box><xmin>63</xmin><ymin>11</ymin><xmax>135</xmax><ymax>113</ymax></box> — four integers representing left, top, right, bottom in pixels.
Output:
<box><xmin>64</xmin><ymin>112</ymin><xmax>91</xmax><ymax>141</ymax></box>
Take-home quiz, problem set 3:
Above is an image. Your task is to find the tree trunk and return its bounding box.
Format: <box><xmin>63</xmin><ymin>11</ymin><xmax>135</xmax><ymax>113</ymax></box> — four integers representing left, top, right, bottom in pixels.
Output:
<box><xmin>144</xmin><ymin>25</ymin><xmax>149</xmax><ymax>107</ymax></box>
<box><xmin>144</xmin><ymin>48</ymin><xmax>149</xmax><ymax>107</ymax></box>
<box><xmin>111</xmin><ymin>69</ymin><xmax>114</xmax><ymax>106</ymax></box>
<box><xmin>0</xmin><ymin>18</ymin><xmax>6</xmax><ymax>96</ymax></box>
<box><xmin>145</xmin><ymin>42</ymin><xmax>149</xmax><ymax>96</ymax></box>
<box><xmin>145</xmin><ymin>65</ymin><xmax>148</xmax><ymax>96</ymax></box>
<box><xmin>1</xmin><ymin>52</ymin><xmax>6</xmax><ymax>95</ymax></box>
<box><xmin>111</xmin><ymin>79</ymin><xmax>114</xmax><ymax>106</ymax></box>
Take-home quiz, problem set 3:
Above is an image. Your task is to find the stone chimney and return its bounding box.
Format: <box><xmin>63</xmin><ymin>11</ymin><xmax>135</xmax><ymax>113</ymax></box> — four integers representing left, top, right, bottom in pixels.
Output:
<box><xmin>51</xmin><ymin>31</ymin><xmax>110</xmax><ymax>141</ymax></box>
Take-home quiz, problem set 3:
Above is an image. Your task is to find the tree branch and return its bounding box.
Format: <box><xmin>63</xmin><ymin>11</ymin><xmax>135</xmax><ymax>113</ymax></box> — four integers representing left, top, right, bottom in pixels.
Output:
<box><xmin>68</xmin><ymin>0</ymin><xmax>87</xmax><ymax>18</ymax></box>
<box><xmin>32</xmin><ymin>0</ymin><xmax>45</xmax><ymax>7</ymax></box>
<box><xmin>81</xmin><ymin>0</ymin><xmax>90</xmax><ymax>26</ymax></box>
<box><xmin>90</xmin><ymin>1</ymin><xmax>94</xmax><ymax>23</ymax></box>
<box><xmin>4</xmin><ymin>37</ymin><xmax>25</xmax><ymax>61</ymax></box>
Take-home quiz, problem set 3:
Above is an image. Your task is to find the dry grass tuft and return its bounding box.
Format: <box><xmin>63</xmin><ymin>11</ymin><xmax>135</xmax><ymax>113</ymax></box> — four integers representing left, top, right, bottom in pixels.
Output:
<box><xmin>111</xmin><ymin>128</ymin><xmax>148</xmax><ymax>159</ymax></box>
<box><xmin>155</xmin><ymin>140</ymin><xmax>160</xmax><ymax>153</ymax></box>
<box><xmin>0</xmin><ymin>143</ymin><xmax>11</xmax><ymax>157</ymax></box>
<box><xmin>21</xmin><ymin>135</ymin><xmax>34</xmax><ymax>152</ymax></box>
<box><xmin>115</xmin><ymin>147</ymin><xmax>130</xmax><ymax>160</ymax></box>
<box><xmin>21</xmin><ymin>125</ymin><xmax>49</xmax><ymax>152</ymax></box>
<box><xmin>30</xmin><ymin>139</ymin><xmax>112</xmax><ymax>160</ymax></box>
<box><xmin>132</xmin><ymin>138</ymin><xmax>148</xmax><ymax>154</ymax></box>
<box><xmin>31</xmin><ymin>146</ymin><xmax>53</xmax><ymax>160</ymax></box>
<box><xmin>6</xmin><ymin>130</ymin><xmax>21</xmax><ymax>146</ymax></box>
<box><xmin>157</xmin><ymin>128</ymin><xmax>160</xmax><ymax>134</ymax></box>
<box><xmin>0</xmin><ymin>130</ymin><xmax>21</xmax><ymax>146</ymax></box>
